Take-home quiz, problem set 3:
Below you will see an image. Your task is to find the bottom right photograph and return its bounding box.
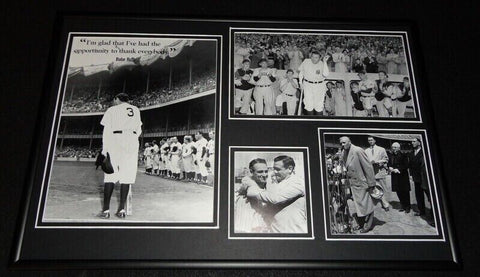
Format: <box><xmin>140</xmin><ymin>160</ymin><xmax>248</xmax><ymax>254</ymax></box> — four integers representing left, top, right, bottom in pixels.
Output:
<box><xmin>319</xmin><ymin>128</ymin><xmax>443</xmax><ymax>240</ymax></box>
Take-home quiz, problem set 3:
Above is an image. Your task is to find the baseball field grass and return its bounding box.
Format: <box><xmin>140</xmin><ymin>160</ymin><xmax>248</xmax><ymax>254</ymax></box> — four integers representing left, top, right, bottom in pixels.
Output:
<box><xmin>42</xmin><ymin>161</ymin><xmax>215</xmax><ymax>223</ymax></box>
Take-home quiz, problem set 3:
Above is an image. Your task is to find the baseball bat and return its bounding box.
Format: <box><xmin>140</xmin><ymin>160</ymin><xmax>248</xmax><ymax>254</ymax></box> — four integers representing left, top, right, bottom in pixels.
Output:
<box><xmin>126</xmin><ymin>184</ymin><xmax>133</xmax><ymax>215</ymax></box>
<box><xmin>297</xmin><ymin>84</ymin><xmax>304</xmax><ymax>116</ymax></box>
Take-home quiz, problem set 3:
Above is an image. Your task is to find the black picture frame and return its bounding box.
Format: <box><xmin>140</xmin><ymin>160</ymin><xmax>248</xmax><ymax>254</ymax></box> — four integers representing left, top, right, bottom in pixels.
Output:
<box><xmin>10</xmin><ymin>13</ymin><xmax>460</xmax><ymax>269</ymax></box>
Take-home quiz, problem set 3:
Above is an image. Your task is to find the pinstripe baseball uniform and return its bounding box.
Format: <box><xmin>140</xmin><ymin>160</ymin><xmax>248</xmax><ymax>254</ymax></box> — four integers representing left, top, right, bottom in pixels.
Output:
<box><xmin>194</xmin><ymin>137</ymin><xmax>208</xmax><ymax>177</ymax></box>
<box><xmin>101</xmin><ymin>102</ymin><xmax>142</xmax><ymax>184</ymax></box>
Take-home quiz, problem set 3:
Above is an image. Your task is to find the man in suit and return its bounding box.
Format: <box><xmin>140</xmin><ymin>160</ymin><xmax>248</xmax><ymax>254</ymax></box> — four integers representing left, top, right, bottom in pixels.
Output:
<box><xmin>388</xmin><ymin>142</ymin><xmax>411</xmax><ymax>213</ymax></box>
<box><xmin>340</xmin><ymin>136</ymin><xmax>376</xmax><ymax>233</ymax></box>
<box><xmin>365</xmin><ymin>136</ymin><xmax>391</xmax><ymax>211</ymax></box>
<box><xmin>408</xmin><ymin>138</ymin><xmax>434</xmax><ymax>227</ymax></box>
<box><xmin>239</xmin><ymin>155</ymin><xmax>307</xmax><ymax>233</ymax></box>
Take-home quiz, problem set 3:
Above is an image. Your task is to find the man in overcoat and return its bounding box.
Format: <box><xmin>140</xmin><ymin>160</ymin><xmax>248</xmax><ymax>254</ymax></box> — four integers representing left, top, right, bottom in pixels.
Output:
<box><xmin>340</xmin><ymin>136</ymin><xmax>376</xmax><ymax>233</ymax></box>
<box><xmin>388</xmin><ymin>142</ymin><xmax>411</xmax><ymax>213</ymax></box>
<box><xmin>408</xmin><ymin>138</ymin><xmax>435</xmax><ymax>227</ymax></box>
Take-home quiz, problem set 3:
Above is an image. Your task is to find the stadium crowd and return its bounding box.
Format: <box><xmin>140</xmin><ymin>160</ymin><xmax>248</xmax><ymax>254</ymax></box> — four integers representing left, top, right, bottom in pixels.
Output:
<box><xmin>55</xmin><ymin>146</ymin><xmax>99</xmax><ymax>158</ymax></box>
<box><xmin>62</xmin><ymin>71</ymin><xmax>216</xmax><ymax>113</ymax></box>
<box><xmin>234</xmin><ymin>34</ymin><xmax>408</xmax><ymax>74</ymax></box>
<box><xmin>146</xmin><ymin>122</ymin><xmax>214</xmax><ymax>134</ymax></box>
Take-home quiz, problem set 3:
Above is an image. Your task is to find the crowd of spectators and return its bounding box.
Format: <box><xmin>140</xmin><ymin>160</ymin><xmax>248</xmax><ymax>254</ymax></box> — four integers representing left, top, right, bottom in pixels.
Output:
<box><xmin>62</xmin><ymin>70</ymin><xmax>216</xmax><ymax>114</ymax></box>
<box><xmin>55</xmin><ymin>146</ymin><xmax>99</xmax><ymax>158</ymax></box>
<box><xmin>234</xmin><ymin>33</ymin><xmax>408</xmax><ymax>75</ymax></box>
<box><xmin>144</xmin><ymin>122</ymin><xmax>214</xmax><ymax>134</ymax></box>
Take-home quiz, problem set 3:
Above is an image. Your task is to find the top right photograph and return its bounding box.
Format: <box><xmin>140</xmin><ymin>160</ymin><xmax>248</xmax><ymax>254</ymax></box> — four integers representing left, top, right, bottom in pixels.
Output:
<box><xmin>230</xmin><ymin>29</ymin><xmax>420</xmax><ymax>121</ymax></box>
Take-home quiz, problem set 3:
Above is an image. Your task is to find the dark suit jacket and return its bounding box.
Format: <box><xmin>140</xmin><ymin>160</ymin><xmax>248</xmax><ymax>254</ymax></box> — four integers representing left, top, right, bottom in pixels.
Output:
<box><xmin>409</xmin><ymin>149</ymin><xmax>428</xmax><ymax>190</ymax></box>
<box><xmin>388</xmin><ymin>151</ymin><xmax>410</xmax><ymax>192</ymax></box>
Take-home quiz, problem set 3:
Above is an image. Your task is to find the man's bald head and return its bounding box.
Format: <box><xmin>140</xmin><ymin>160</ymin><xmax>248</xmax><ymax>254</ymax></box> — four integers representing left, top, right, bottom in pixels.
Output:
<box><xmin>391</xmin><ymin>142</ymin><xmax>401</xmax><ymax>153</ymax></box>
<box><xmin>339</xmin><ymin>136</ymin><xmax>352</xmax><ymax>150</ymax></box>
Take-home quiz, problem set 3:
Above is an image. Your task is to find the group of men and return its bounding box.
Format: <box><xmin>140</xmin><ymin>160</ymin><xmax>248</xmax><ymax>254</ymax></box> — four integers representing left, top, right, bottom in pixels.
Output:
<box><xmin>348</xmin><ymin>71</ymin><xmax>412</xmax><ymax>118</ymax></box>
<box><xmin>235</xmin><ymin>50</ymin><xmax>412</xmax><ymax>118</ymax></box>
<box><xmin>143</xmin><ymin>131</ymin><xmax>215</xmax><ymax>184</ymax></box>
<box><xmin>332</xmin><ymin>136</ymin><xmax>434</xmax><ymax>234</ymax></box>
<box><xmin>234</xmin><ymin>51</ymin><xmax>331</xmax><ymax>116</ymax></box>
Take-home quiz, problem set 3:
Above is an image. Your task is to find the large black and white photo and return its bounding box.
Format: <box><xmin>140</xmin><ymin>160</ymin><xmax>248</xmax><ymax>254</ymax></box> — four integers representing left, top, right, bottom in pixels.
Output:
<box><xmin>319</xmin><ymin>129</ymin><xmax>443</xmax><ymax>239</ymax></box>
<box><xmin>229</xmin><ymin>147</ymin><xmax>313</xmax><ymax>239</ymax></box>
<box><xmin>37</xmin><ymin>33</ymin><xmax>220</xmax><ymax>227</ymax></box>
<box><xmin>12</xmin><ymin>16</ymin><xmax>459</xmax><ymax>268</ymax></box>
<box><xmin>230</xmin><ymin>29</ymin><xmax>419</xmax><ymax>121</ymax></box>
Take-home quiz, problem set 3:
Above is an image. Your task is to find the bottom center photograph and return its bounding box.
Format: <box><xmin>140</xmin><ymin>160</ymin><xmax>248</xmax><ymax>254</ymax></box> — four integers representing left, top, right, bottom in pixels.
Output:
<box><xmin>228</xmin><ymin>147</ymin><xmax>314</xmax><ymax>239</ymax></box>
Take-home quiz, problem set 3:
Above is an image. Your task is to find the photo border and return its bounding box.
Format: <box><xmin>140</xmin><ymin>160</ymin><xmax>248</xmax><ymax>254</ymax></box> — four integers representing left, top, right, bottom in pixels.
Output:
<box><xmin>228</xmin><ymin>146</ymin><xmax>315</xmax><ymax>240</ymax></box>
<box><xmin>228</xmin><ymin>27</ymin><xmax>422</xmax><ymax>123</ymax></box>
<box><xmin>34</xmin><ymin>32</ymin><xmax>223</xmax><ymax>229</ymax></box>
<box><xmin>317</xmin><ymin>127</ymin><xmax>445</xmax><ymax>242</ymax></box>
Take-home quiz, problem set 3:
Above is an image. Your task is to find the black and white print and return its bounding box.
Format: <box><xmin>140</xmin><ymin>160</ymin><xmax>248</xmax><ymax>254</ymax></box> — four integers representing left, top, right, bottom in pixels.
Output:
<box><xmin>230</xmin><ymin>28</ymin><xmax>420</xmax><ymax>122</ymax></box>
<box><xmin>229</xmin><ymin>147</ymin><xmax>314</xmax><ymax>239</ymax></box>
<box><xmin>318</xmin><ymin>128</ymin><xmax>444</xmax><ymax>240</ymax></box>
<box><xmin>36</xmin><ymin>33</ymin><xmax>221</xmax><ymax>228</ymax></box>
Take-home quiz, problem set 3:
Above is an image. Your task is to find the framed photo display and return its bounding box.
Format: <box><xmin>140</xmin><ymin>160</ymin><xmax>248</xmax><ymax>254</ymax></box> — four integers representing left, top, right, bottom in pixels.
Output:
<box><xmin>11</xmin><ymin>14</ymin><xmax>459</xmax><ymax>269</ymax></box>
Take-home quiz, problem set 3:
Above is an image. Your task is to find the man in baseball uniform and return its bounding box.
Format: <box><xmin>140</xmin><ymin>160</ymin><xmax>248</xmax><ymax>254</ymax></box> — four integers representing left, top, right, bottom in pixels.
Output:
<box><xmin>151</xmin><ymin>140</ymin><xmax>160</xmax><ymax>175</ymax></box>
<box><xmin>298</xmin><ymin>50</ymin><xmax>330</xmax><ymax>115</ymax></box>
<box><xmin>98</xmin><ymin>93</ymin><xmax>142</xmax><ymax>219</ymax></box>
<box><xmin>275</xmin><ymin>69</ymin><xmax>299</xmax><ymax>115</ymax></box>
<box><xmin>358</xmin><ymin>71</ymin><xmax>376</xmax><ymax>117</ymax></box>
<box><xmin>182</xmin><ymin>135</ymin><xmax>195</xmax><ymax>182</ymax></box>
<box><xmin>164</xmin><ymin>138</ymin><xmax>172</xmax><ymax>178</ymax></box>
<box><xmin>169</xmin><ymin>136</ymin><xmax>183</xmax><ymax>180</ymax></box>
<box><xmin>157</xmin><ymin>138</ymin><xmax>167</xmax><ymax>177</ymax></box>
<box><xmin>206</xmin><ymin>131</ymin><xmax>215</xmax><ymax>175</ymax></box>
<box><xmin>143</xmin><ymin>142</ymin><xmax>152</xmax><ymax>174</ymax></box>
<box><xmin>234</xmin><ymin>59</ymin><xmax>255</xmax><ymax>114</ymax></box>
<box><xmin>160</xmin><ymin>138</ymin><xmax>170</xmax><ymax>178</ymax></box>
<box><xmin>194</xmin><ymin>132</ymin><xmax>209</xmax><ymax>184</ymax></box>
<box><xmin>252</xmin><ymin>59</ymin><xmax>277</xmax><ymax>115</ymax></box>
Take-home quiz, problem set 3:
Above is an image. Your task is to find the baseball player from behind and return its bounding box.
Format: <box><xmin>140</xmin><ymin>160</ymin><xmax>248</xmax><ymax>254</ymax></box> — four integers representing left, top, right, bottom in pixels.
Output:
<box><xmin>98</xmin><ymin>93</ymin><xmax>142</xmax><ymax>219</ymax></box>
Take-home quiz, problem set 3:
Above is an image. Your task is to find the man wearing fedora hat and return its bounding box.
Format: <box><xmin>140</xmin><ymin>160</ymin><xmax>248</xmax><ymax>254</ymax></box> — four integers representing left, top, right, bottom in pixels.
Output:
<box><xmin>252</xmin><ymin>58</ymin><xmax>276</xmax><ymax>115</ymax></box>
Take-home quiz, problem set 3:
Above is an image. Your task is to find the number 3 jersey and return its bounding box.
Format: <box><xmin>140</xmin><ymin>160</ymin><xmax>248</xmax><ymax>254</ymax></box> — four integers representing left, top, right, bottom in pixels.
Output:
<box><xmin>100</xmin><ymin>102</ymin><xmax>142</xmax><ymax>135</ymax></box>
<box><xmin>100</xmin><ymin>102</ymin><xmax>143</xmax><ymax>184</ymax></box>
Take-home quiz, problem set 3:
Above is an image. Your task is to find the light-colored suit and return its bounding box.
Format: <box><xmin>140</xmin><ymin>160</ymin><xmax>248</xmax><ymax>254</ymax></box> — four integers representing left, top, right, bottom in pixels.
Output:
<box><xmin>247</xmin><ymin>174</ymin><xmax>307</xmax><ymax>233</ymax></box>
<box><xmin>343</xmin><ymin>144</ymin><xmax>376</xmax><ymax>217</ymax></box>
<box><xmin>365</xmin><ymin>144</ymin><xmax>390</xmax><ymax>208</ymax></box>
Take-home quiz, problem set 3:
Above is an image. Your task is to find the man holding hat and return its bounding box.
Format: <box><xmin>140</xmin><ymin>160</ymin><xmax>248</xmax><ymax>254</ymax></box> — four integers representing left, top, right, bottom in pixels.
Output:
<box><xmin>365</xmin><ymin>136</ymin><xmax>391</xmax><ymax>211</ymax></box>
<box><xmin>358</xmin><ymin>70</ymin><xmax>376</xmax><ymax>117</ymax></box>
<box><xmin>98</xmin><ymin>93</ymin><xmax>142</xmax><ymax>219</ymax></box>
<box><xmin>275</xmin><ymin>69</ymin><xmax>299</xmax><ymax>115</ymax></box>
